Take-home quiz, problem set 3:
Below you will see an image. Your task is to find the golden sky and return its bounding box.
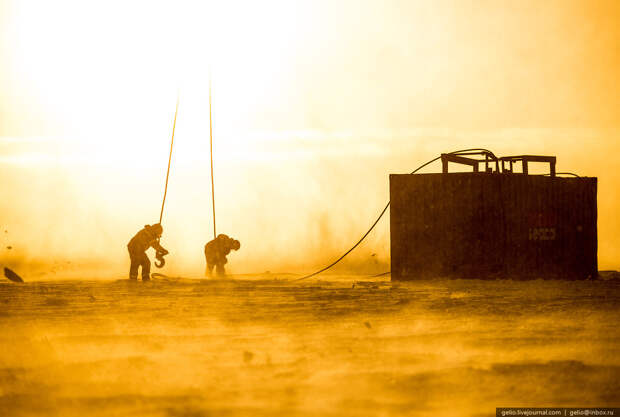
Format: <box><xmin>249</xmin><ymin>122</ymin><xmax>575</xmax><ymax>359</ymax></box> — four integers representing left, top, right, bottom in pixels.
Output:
<box><xmin>0</xmin><ymin>0</ymin><xmax>619</xmax><ymax>276</ymax></box>
<box><xmin>2</xmin><ymin>0</ymin><xmax>619</xmax><ymax>136</ymax></box>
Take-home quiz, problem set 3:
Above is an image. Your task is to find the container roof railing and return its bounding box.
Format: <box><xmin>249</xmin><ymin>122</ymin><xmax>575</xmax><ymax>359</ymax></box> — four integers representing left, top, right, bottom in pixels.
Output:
<box><xmin>499</xmin><ymin>155</ymin><xmax>556</xmax><ymax>177</ymax></box>
<box><xmin>441</xmin><ymin>150</ymin><xmax>500</xmax><ymax>174</ymax></box>
<box><xmin>440</xmin><ymin>152</ymin><xmax>557</xmax><ymax>177</ymax></box>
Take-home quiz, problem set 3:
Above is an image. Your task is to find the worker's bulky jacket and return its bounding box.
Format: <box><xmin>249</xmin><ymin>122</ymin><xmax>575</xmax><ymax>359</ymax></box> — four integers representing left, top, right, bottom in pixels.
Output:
<box><xmin>128</xmin><ymin>225</ymin><xmax>165</xmax><ymax>253</ymax></box>
<box><xmin>204</xmin><ymin>234</ymin><xmax>237</xmax><ymax>265</ymax></box>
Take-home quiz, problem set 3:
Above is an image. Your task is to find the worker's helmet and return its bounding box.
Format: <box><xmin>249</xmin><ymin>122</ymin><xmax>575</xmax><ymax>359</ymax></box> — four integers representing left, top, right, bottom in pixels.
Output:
<box><xmin>232</xmin><ymin>239</ymin><xmax>241</xmax><ymax>250</ymax></box>
<box><xmin>152</xmin><ymin>223</ymin><xmax>163</xmax><ymax>236</ymax></box>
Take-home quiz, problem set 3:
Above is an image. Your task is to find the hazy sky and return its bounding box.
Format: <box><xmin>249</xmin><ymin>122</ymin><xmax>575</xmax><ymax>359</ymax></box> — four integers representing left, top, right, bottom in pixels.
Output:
<box><xmin>0</xmin><ymin>0</ymin><xmax>619</xmax><ymax>276</ymax></box>
<box><xmin>2</xmin><ymin>0</ymin><xmax>619</xmax><ymax>137</ymax></box>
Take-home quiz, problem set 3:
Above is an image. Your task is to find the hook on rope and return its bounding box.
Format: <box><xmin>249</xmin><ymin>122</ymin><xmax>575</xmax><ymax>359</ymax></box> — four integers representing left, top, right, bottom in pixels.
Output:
<box><xmin>154</xmin><ymin>248</ymin><xmax>168</xmax><ymax>268</ymax></box>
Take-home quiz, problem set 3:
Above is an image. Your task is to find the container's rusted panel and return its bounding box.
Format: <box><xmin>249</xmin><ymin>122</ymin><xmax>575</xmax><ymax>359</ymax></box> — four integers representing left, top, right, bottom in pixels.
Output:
<box><xmin>390</xmin><ymin>173</ymin><xmax>597</xmax><ymax>280</ymax></box>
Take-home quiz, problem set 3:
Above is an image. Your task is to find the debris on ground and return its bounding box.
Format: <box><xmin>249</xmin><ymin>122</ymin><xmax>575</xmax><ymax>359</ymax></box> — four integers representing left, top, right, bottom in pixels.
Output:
<box><xmin>4</xmin><ymin>267</ymin><xmax>24</xmax><ymax>283</ymax></box>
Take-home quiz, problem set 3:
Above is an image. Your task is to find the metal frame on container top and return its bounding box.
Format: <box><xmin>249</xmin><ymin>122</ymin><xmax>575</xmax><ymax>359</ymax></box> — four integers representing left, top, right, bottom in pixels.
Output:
<box><xmin>440</xmin><ymin>151</ymin><xmax>556</xmax><ymax>177</ymax></box>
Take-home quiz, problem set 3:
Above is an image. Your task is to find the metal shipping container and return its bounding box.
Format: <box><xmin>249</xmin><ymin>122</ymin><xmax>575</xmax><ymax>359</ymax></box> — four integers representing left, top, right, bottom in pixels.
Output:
<box><xmin>390</xmin><ymin>153</ymin><xmax>597</xmax><ymax>280</ymax></box>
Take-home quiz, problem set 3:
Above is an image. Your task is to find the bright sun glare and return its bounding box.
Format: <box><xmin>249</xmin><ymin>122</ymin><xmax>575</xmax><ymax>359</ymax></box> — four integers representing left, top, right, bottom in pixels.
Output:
<box><xmin>11</xmin><ymin>0</ymin><xmax>314</xmax><ymax>164</ymax></box>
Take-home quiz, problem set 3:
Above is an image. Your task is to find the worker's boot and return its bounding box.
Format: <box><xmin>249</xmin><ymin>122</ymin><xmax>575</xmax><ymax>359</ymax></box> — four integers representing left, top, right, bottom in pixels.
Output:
<box><xmin>142</xmin><ymin>274</ymin><xmax>151</xmax><ymax>281</ymax></box>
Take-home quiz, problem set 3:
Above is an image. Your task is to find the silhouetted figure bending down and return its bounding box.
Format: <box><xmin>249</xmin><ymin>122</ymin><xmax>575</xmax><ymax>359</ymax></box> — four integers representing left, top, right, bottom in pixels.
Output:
<box><xmin>127</xmin><ymin>223</ymin><xmax>168</xmax><ymax>281</ymax></box>
<box><xmin>204</xmin><ymin>234</ymin><xmax>240</xmax><ymax>277</ymax></box>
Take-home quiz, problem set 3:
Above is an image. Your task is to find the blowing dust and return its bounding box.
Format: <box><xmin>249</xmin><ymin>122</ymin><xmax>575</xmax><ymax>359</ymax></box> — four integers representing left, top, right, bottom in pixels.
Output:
<box><xmin>0</xmin><ymin>276</ymin><xmax>618</xmax><ymax>416</ymax></box>
<box><xmin>0</xmin><ymin>1</ymin><xmax>619</xmax><ymax>415</ymax></box>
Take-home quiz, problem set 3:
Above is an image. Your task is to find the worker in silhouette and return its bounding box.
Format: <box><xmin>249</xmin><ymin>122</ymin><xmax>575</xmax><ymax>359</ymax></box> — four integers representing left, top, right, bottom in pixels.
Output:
<box><xmin>204</xmin><ymin>234</ymin><xmax>240</xmax><ymax>277</ymax></box>
<box><xmin>127</xmin><ymin>223</ymin><xmax>168</xmax><ymax>281</ymax></box>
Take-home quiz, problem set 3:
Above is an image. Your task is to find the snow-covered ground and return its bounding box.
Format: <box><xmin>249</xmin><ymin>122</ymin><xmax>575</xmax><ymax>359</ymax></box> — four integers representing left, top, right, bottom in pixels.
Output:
<box><xmin>1</xmin><ymin>275</ymin><xmax>619</xmax><ymax>416</ymax></box>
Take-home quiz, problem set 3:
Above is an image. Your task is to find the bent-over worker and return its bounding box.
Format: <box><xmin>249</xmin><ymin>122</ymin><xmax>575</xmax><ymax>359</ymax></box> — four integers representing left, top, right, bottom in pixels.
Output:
<box><xmin>204</xmin><ymin>234</ymin><xmax>240</xmax><ymax>277</ymax></box>
<box><xmin>127</xmin><ymin>223</ymin><xmax>168</xmax><ymax>281</ymax></box>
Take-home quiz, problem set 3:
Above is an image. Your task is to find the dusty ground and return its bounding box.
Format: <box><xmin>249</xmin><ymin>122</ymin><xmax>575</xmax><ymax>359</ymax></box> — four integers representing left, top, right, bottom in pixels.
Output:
<box><xmin>0</xmin><ymin>275</ymin><xmax>619</xmax><ymax>417</ymax></box>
